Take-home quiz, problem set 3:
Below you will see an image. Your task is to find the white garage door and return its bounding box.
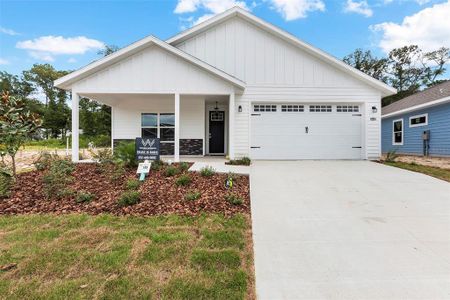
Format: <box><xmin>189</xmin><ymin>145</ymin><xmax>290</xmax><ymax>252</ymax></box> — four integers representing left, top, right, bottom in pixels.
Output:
<box><xmin>250</xmin><ymin>104</ymin><xmax>363</xmax><ymax>160</ymax></box>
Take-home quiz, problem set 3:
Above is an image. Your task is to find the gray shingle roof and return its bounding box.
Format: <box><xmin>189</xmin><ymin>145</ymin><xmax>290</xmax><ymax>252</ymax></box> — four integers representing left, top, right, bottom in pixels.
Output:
<box><xmin>382</xmin><ymin>81</ymin><xmax>450</xmax><ymax>115</ymax></box>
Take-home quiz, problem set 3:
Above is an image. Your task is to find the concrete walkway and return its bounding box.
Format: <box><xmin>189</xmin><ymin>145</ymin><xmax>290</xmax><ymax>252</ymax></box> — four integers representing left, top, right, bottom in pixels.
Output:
<box><xmin>251</xmin><ymin>161</ymin><xmax>450</xmax><ymax>299</ymax></box>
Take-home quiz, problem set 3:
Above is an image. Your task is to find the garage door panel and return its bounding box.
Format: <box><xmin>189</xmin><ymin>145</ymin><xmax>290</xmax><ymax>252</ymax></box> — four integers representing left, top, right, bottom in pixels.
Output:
<box><xmin>250</xmin><ymin>103</ymin><xmax>362</xmax><ymax>160</ymax></box>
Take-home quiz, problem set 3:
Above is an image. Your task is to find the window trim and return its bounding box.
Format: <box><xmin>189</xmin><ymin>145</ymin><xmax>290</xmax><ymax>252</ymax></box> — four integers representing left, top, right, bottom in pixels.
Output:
<box><xmin>141</xmin><ymin>112</ymin><xmax>175</xmax><ymax>143</ymax></box>
<box><xmin>409</xmin><ymin>113</ymin><xmax>428</xmax><ymax>128</ymax></box>
<box><xmin>392</xmin><ymin>118</ymin><xmax>403</xmax><ymax>146</ymax></box>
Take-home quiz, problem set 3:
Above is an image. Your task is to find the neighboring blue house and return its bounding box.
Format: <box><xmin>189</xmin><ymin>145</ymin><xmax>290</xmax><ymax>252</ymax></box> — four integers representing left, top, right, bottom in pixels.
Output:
<box><xmin>382</xmin><ymin>81</ymin><xmax>450</xmax><ymax>157</ymax></box>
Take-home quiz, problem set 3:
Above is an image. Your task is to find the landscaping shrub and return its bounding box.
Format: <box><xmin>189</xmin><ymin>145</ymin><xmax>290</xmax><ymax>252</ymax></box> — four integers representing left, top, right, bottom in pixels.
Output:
<box><xmin>0</xmin><ymin>165</ymin><xmax>13</xmax><ymax>198</ymax></box>
<box><xmin>179</xmin><ymin>162</ymin><xmax>190</xmax><ymax>172</ymax></box>
<box><xmin>165</xmin><ymin>166</ymin><xmax>179</xmax><ymax>177</ymax></box>
<box><xmin>76</xmin><ymin>191</ymin><xmax>95</xmax><ymax>203</ymax></box>
<box><xmin>125</xmin><ymin>178</ymin><xmax>141</xmax><ymax>190</ymax></box>
<box><xmin>42</xmin><ymin>158</ymin><xmax>75</xmax><ymax>199</ymax></box>
<box><xmin>90</xmin><ymin>148</ymin><xmax>114</xmax><ymax>164</ymax></box>
<box><xmin>225</xmin><ymin>193</ymin><xmax>243</xmax><ymax>205</ymax></box>
<box><xmin>226</xmin><ymin>157</ymin><xmax>251</xmax><ymax>166</ymax></box>
<box><xmin>151</xmin><ymin>159</ymin><xmax>166</xmax><ymax>171</ymax></box>
<box><xmin>185</xmin><ymin>190</ymin><xmax>201</xmax><ymax>201</ymax></box>
<box><xmin>200</xmin><ymin>166</ymin><xmax>215</xmax><ymax>177</ymax></box>
<box><xmin>114</xmin><ymin>142</ymin><xmax>137</xmax><ymax>168</ymax></box>
<box><xmin>117</xmin><ymin>190</ymin><xmax>140</xmax><ymax>207</ymax></box>
<box><xmin>385</xmin><ymin>149</ymin><xmax>399</xmax><ymax>163</ymax></box>
<box><xmin>33</xmin><ymin>151</ymin><xmax>59</xmax><ymax>171</ymax></box>
<box><xmin>175</xmin><ymin>174</ymin><xmax>192</xmax><ymax>186</ymax></box>
<box><xmin>109</xmin><ymin>162</ymin><xmax>126</xmax><ymax>182</ymax></box>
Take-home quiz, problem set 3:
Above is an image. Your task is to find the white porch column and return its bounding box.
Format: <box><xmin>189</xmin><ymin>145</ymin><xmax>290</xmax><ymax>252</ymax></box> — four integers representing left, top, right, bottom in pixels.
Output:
<box><xmin>174</xmin><ymin>93</ymin><xmax>180</xmax><ymax>162</ymax></box>
<box><xmin>229</xmin><ymin>92</ymin><xmax>235</xmax><ymax>159</ymax></box>
<box><xmin>71</xmin><ymin>92</ymin><xmax>80</xmax><ymax>162</ymax></box>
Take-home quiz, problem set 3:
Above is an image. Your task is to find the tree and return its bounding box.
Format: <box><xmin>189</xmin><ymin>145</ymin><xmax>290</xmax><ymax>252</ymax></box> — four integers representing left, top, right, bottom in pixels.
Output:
<box><xmin>343</xmin><ymin>49</ymin><xmax>389</xmax><ymax>82</ymax></box>
<box><xmin>79</xmin><ymin>98</ymin><xmax>111</xmax><ymax>137</ymax></box>
<box><xmin>0</xmin><ymin>92</ymin><xmax>42</xmax><ymax>176</ymax></box>
<box><xmin>0</xmin><ymin>71</ymin><xmax>34</xmax><ymax>99</ymax></box>
<box><xmin>97</xmin><ymin>44</ymin><xmax>120</xmax><ymax>57</ymax></box>
<box><xmin>422</xmin><ymin>47</ymin><xmax>450</xmax><ymax>87</ymax></box>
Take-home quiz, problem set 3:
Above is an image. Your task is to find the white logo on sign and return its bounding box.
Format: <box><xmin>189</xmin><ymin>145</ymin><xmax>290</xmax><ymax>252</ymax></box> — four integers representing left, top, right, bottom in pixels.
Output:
<box><xmin>141</xmin><ymin>139</ymin><xmax>155</xmax><ymax>147</ymax></box>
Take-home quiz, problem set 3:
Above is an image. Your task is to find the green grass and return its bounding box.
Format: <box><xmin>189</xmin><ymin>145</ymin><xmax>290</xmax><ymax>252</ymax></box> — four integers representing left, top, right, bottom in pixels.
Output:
<box><xmin>0</xmin><ymin>213</ymin><xmax>254</xmax><ymax>299</ymax></box>
<box><xmin>384</xmin><ymin>161</ymin><xmax>450</xmax><ymax>182</ymax></box>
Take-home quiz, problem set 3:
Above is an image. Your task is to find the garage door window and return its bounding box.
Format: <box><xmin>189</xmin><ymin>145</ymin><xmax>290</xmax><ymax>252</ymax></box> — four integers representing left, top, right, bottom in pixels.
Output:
<box><xmin>392</xmin><ymin>119</ymin><xmax>403</xmax><ymax>145</ymax></box>
<box><xmin>337</xmin><ymin>105</ymin><xmax>359</xmax><ymax>112</ymax></box>
<box><xmin>281</xmin><ymin>105</ymin><xmax>304</xmax><ymax>112</ymax></box>
<box><xmin>309</xmin><ymin>105</ymin><xmax>332</xmax><ymax>112</ymax></box>
<box><xmin>253</xmin><ymin>104</ymin><xmax>277</xmax><ymax>112</ymax></box>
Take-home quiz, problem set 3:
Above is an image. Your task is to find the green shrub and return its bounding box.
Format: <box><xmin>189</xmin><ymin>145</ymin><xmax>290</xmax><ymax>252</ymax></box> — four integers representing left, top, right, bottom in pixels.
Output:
<box><xmin>385</xmin><ymin>149</ymin><xmax>398</xmax><ymax>163</ymax></box>
<box><xmin>33</xmin><ymin>151</ymin><xmax>59</xmax><ymax>171</ymax></box>
<box><xmin>151</xmin><ymin>159</ymin><xmax>166</xmax><ymax>171</ymax></box>
<box><xmin>225</xmin><ymin>193</ymin><xmax>243</xmax><ymax>205</ymax></box>
<box><xmin>0</xmin><ymin>165</ymin><xmax>13</xmax><ymax>198</ymax></box>
<box><xmin>226</xmin><ymin>157</ymin><xmax>251</xmax><ymax>166</ymax></box>
<box><xmin>42</xmin><ymin>158</ymin><xmax>75</xmax><ymax>200</ymax></box>
<box><xmin>179</xmin><ymin>162</ymin><xmax>190</xmax><ymax>172</ymax></box>
<box><xmin>125</xmin><ymin>178</ymin><xmax>141</xmax><ymax>190</ymax></box>
<box><xmin>175</xmin><ymin>174</ymin><xmax>192</xmax><ymax>186</ymax></box>
<box><xmin>165</xmin><ymin>166</ymin><xmax>179</xmax><ymax>177</ymax></box>
<box><xmin>185</xmin><ymin>190</ymin><xmax>201</xmax><ymax>201</ymax></box>
<box><xmin>76</xmin><ymin>191</ymin><xmax>94</xmax><ymax>203</ymax></box>
<box><xmin>200</xmin><ymin>166</ymin><xmax>215</xmax><ymax>177</ymax></box>
<box><xmin>114</xmin><ymin>142</ymin><xmax>137</xmax><ymax>168</ymax></box>
<box><xmin>90</xmin><ymin>148</ymin><xmax>114</xmax><ymax>164</ymax></box>
<box><xmin>117</xmin><ymin>190</ymin><xmax>140</xmax><ymax>207</ymax></box>
<box><xmin>109</xmin><ymin>162</ymin><xmax>126</xmax><ymax>182</ymax></box>
<box><xmin>25</xmin><ymin>138</ymin><xmax>65</xmax><ymax>148</ymax></box>
<box><xmin>80</xmin><ymin>135</ymin><xmax>111</xmax><ymax>148</ymax></box>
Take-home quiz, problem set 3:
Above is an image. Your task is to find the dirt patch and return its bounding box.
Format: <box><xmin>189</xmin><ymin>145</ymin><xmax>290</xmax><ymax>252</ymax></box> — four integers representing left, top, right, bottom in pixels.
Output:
<box><xmin>382</xmin><ymin>154</ymin><xmax>450</xmax><ymax>170</ymax></box>
<box><xmin>0</xmin><ymin>163</ymin><xmax>250</xmax><ymax>217</ymax></box>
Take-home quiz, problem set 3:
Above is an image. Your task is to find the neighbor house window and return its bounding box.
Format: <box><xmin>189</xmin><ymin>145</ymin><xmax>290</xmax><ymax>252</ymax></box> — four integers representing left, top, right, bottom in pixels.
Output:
<box><xmin>253</xmin><ymin>104</ymin><xmax>277</xmax><ymax>112</ymax></box>
<box><xmin>392</xmin><ymin>119</ymin><xmax>403</xmax><ymax>145</ymax></box>
<box><xmin>141</xmin><ymin>113</ymin><xmax>175</xmax><ymax>143</ymax></box>
<box><xmin>309</xmin><ymin>105</ymin><xmax>332</xmax><ymax>112</ymax></box>
<box><xmin>409</xmin><ymin>113</ymin><xmax>428</xmax><ymax>127</ymax></box>
<box><xmin>281</xmin><ymin>105</ymin><xmax>304</xmax><ymax>112</ymax></box>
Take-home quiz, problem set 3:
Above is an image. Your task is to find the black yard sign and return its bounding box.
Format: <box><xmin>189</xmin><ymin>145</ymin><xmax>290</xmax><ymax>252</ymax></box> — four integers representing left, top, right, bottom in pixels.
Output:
<box><xmin>135</xmin><ymin>138</ymin><xmax>160</xmax><ymax>161</ymax></box>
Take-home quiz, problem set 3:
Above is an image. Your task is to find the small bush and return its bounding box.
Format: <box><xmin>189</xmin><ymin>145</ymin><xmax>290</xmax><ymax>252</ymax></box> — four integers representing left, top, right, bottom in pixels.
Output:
<box><xmin>165</xmin><ymin>166</ymin><xmax>179</xmax><ymax>177</ymax></box>
<box><xmin>114</xmin><ymin>142</ymin><xmax>137</xmax><ymax>168</ymax></box>
<box><xmin>117</xmin><ymin>190</ymin><xmax>140</xmax><ymax>207</ymax></box>
<box><xmin>200</xmin><ymin>166</ymin><xmax>215</xmax><ymax>177</ymax></box>
<box><xmin>179</xmin><ymin>162</ymin><xmax>190</xmax><ymax>172</ymax></box>
<box><xmin>151</xmin><ymin>159</ymin><xmax>166</xmax><ymax>171</ymax></box>
<box><xmin>90</xmin><ymin>148</ymin><xmax>114</xmax><ymax>164</ymax></box>
<box><xmin>185</xmin><ymin>190</ymin><xmax>201</xmax><ymax>201</ymax></box>
<box><xmin>385</xmin><ymin>149</ymin><xmax>398</xmax><ymax>163</ymax></box>
<box><xmin>125</xmin><ymin>178</ymin><xmax>141</xmax><ymax>190</ymax></box>
<box><xmin>225</xmin><ymin>193</ymin><xmax>243</xmax><ymax>205</ymax></box>
<box><xmin>0</xmin><ymin>165</ymin><xmax>13</xmax><ymax>198</ymax></box>
<box><xmin>42</xmin><ymin>158</ymin><xmax>75</xmax><ymax>200</ymax></box>
<box><xmin>33</xmin><ymin>151</ymin><xmax>59</xmax><ymax>171</ymax></box>
<box><xmin>226</xmin><ymin>157</ymin><xmax>251</xmax><ymax>166</ymax></box>
<box><xmin>175</xmin><ymin>174</ymin><xmax>192</xmax><ymax>186</ymax></box>
<box><xmin>76</xmin><ymin>191</ymin><xmax>94</xmax><ymax>203</ymax></box>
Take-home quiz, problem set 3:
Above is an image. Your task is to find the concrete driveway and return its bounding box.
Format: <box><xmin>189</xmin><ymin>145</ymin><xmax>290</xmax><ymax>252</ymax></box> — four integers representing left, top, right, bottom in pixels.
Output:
<box><xmin>251</xmin><ymin>161</ymin><xmax>450</xmax><ymax>299</ymax></box>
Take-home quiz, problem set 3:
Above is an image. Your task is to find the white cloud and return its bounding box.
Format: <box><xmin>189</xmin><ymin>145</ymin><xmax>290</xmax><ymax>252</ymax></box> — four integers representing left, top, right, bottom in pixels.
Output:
<box><xmin>0</xmin><ymin>58</ymin><xmax>9</xmax><ymax>65</ymax></box>
<box><xmin>193</xmin><ymin>14</ymin><xmax>215</xmax><ymax>25</ymax></box>
<box><xmin>371</xmin><ymin>1</ymin><xmax>450</xmax><ymax>53</ymax></box>
<box><xmin>67</xmin><ymin>57</ymin><xmax>77</xmax><ymax>63</ymax></box>
<box><xmin>269</xmin><ymin>0</ymin><xmax>325</xmax><ymax>20</ymax></box>
<box><xmin>0</xmin><ymin>27</ymin><xmax>19</xmax><ymax>36</ymax></box>
<box><xmin>344</xmin><ymin>0</ymin><xmax>373</xmax><ymax>17</ymax></box>
<box><xmin>16</xmin><ymin>35</ymin><xmax>104</xmax><ymax>62</ymax></box>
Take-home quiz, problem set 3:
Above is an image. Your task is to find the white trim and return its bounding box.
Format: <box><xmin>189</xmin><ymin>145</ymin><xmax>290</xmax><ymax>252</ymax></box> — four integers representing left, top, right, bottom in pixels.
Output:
<box><xmin>54</xmin><ymin>36</ymin><xmax>245</xmax><ymax>90</ymax></box>
<box><xmin>71</xmin><ymin>92</ymin><xmax>80</xmax><ymax>162</ymax></box>
<box><xmin>167</xmin><ymin>7</ymin><xmax>396</xmax><ymax>97</ymax></box>
<box><xmin>382</xmin><ymin>96</ymin><xmax>450</xmax><ymax>119</ymax></box>
<box><xmin>392</xmin><ymin>118</ymin><xmax>403</xmax><ymax>146</ymax></box>
<box><xmin>174</xmin><ymin>93</ymin><xmax>180</xmax><ymax>162</ymax></box>
<box><xmin>409</xmin><ymin>113</ymin><xmax>428</xmax><ymax>128</ymax></box>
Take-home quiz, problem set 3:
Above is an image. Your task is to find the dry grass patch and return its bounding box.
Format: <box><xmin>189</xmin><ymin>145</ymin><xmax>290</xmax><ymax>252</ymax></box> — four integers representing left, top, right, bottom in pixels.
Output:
<box><xmin>0</xmin><ymin>213</ymin><xmax>254</xmax><ymax>299</ymax></box>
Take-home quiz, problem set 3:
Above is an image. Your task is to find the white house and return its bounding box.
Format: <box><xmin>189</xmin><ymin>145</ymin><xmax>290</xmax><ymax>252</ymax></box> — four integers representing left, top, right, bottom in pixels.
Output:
<box><xmin>55</xmin><ymin>6</ymin><xmax>396</xmax><ymax>162</ymax></box>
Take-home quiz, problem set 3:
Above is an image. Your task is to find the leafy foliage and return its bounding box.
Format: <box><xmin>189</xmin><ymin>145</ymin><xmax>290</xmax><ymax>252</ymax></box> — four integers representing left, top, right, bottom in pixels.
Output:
<box><xmin>42</xmin><ymin>158</ymin><xmax>75</xmax><ymax>199</ymax></box>
<box><xmin>226</xmin><ymin>157</ymin><xmax>251</xmax><ymax>166</ymax></box>
<box><xmin>179</xmin><ymin>162</ymin><xmax>190</xmax><ymax>172</ymax></box>
<box><xmin>165</xmin><ymin>166</ymin><xmax>180</xmax><ymax>177</ymax></box>
<box><xmin>151</xmin><ymin>159</ymin><xmax>166</xmax><ymax>171</ymax></box>
<box><xmin>33</xmin><ymin>151</ymin><xmax>60</xmax><ymax>171</ymax></box>
<box><xmin>117</xmin><ymin>190</ymin><xmax>140</xmax><ymax>207</ymax></box>
<box><xmin>0</xmin><ymin>164</ymin><xmax>14</xmax><ymax>198</ymax></box>
<box><xmin>113</xmin><ymin>142</ymin><xmax>137</xmax><ymax>168</ymax></box>
<box><xmin>185</xmin><ymin>190</ymin><xmax>201</xmax><ymax>201</ymax></box>
<box><xmin>385</xmin><ymin>149</ymin><xmax>399</xmax><ymax>163</ymax></box>
<box><xmin>76</xmin><ymin>191</ymin><xmax>95</xmax><ymax>203</ymax></box>
<box><xmin>175</xmin><ymin>174</ymin><xmax>192</xmax><ymax>186</ymax></box>
<box><xmin>200</xmin><ymin>166</ymin><xmax>215</xmax><ymax>177</ymax></box>
<box><xmin>89</xmin><ymin>148</ymin><xmax>114</xmax><ymax>164</ymax></box>
<box><xmin>225</xmin><ymin>193</ymin><xmax>243</xmax><ymax>205</ymax></box>
<box><xmin>125</xmin><ymin>178</ymin><xmax>141</xmax><ymax>190</ymax></box>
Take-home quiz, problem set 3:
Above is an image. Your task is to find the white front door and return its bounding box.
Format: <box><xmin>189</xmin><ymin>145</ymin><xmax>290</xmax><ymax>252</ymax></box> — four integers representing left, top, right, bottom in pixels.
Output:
<box><xmin>250</xmin><ymin>104</ymin><xmax>363</xmax><ymax>159</ymax></box>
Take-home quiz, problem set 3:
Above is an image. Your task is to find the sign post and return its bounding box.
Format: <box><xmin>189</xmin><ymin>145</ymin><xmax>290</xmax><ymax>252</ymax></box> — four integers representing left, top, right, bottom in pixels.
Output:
<box><xmin>135</xmin><ymin>138</ymin><xmax>160</xmax><ymax>181</ymax></box>
<box><xmin>137</xmin><ymin>160</ymin><xmax>151</xmax><ymax>181</ymax></box>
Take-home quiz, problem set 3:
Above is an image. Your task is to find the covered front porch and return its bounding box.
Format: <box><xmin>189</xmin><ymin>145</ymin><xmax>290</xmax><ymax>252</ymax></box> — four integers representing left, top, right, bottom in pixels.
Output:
<box><xmin>71</xmin><ymin>92</ymin><xmax>237</xmax><ymax>162</ymax></box>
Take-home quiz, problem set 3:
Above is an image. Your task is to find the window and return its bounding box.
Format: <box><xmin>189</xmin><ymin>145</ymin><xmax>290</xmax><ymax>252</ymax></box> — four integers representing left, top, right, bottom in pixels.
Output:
<box><xmin>409</xmin><ymin>113</ymin><xmax>428</xmax><ymax>127</ymax></box>
<box><xmin>309</xmin><ymin>105</ymin><xmax>332</xmax><ymax>112</ymax></box>
<box><xmin>141</xmin><ymin>113</ymin><xmax>175</xmax><ymax>143</ymax></box>
<box><xmin>337</xmin><ymin>105</ymin><xmax>359</xmax><ymax>112</ymax></box>
<box><xmin>253</xmin><ymin>104</ymin><xmax>277</xmax><ymax>112</ymax></box>
<box><xmin>281</xmin><ymin>105</ymin><xmax>304</xmax><ymax>112</ymax></box>
<box><xmin>392</xmin><ymin>119</ymin><xmax>403</xmax><ymax>145</ymax></box>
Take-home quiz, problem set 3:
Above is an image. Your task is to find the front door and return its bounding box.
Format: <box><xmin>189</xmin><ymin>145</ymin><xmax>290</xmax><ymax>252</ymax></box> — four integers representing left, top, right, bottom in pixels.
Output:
<box><xmin>209</xmin><ymin>111</ymin><xmax>225</xmax><ymax>154</ymax></box>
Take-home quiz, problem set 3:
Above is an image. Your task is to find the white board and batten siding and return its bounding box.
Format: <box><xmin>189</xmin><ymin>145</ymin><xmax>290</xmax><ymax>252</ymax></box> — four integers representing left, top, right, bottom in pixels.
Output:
<box><xmin>174</xmin><ymin>16</ymin><xmax>383</xmax><ymax>159</ymax></box>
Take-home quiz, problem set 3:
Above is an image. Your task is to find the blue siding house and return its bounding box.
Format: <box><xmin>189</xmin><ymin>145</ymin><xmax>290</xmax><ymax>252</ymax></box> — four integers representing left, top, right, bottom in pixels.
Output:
<box><xmin>382</xmin><ymin>81</ymin><xmax>450</xmax><ymax>157</ymax></box>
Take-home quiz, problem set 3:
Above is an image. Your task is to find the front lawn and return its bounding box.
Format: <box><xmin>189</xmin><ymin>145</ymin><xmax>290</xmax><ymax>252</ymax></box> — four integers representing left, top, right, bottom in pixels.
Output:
<box><xmin>0</xmin><ymin>213</ymin><xmax>254</xmax><ymax>299</ymax></box>
<box><xmin>384</xmin><ymin>161</ymin><xmax>450</xmax><ymax>182</ymax></box>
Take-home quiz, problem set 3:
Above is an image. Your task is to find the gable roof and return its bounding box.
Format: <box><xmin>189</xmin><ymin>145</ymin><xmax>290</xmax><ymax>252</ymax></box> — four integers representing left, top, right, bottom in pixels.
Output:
<box><xmin>167</xmin><ymin>6</ymin><xmax>396</xmax><ymax>97</ymax></box>
<box><xmin>382</xmin><ymin>81</ymin><xmax>450</xmax><ymax>118</ymax></box>
<box><xmin>54</xmin><ymin>35</ymin><xmax>245</xmax><ymax>90</ymax></box>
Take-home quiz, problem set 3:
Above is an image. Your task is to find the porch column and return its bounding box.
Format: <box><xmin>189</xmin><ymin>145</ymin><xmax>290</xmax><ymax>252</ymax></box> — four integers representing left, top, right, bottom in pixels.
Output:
<box><xmin>71</xmin><ymin>92</ymin><xmax>79</xmax><ymax>162</ymax></box>
<box><xmin>174</xmin><ymin>93</ymin><xmax>180</xmax><ymax>162</ymax></box>
<box><xmin>229</xmin><ymin>92</ymin><xmax>235</xmax><ymax>159</ymax></box>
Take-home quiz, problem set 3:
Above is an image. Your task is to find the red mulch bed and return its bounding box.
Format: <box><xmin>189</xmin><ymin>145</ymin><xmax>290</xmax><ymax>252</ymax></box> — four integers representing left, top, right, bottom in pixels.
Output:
<box><xmin>0</xmin><ymin>163</ymin><xmax>250</xmax><ymax>217</ymax></box>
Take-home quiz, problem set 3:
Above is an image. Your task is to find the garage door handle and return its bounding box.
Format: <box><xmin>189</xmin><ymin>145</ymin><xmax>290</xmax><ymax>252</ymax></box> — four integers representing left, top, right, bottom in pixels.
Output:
<box><xmin>251</xmin><ymin>146</ymin><xmax>261</xmax><ymax>149</ymax></box>
<box><xmin>305</xmin><ymin>126</ymin><xmax>309</xmax><ymax>134</ymax></box>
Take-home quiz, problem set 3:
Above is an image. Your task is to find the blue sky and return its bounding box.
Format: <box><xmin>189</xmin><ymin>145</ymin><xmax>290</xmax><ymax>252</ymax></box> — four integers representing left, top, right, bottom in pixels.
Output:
<box><xmin>1</xmin><ymin>0</ymin><xmax>449</xmax><ymax>75</ymax></box>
